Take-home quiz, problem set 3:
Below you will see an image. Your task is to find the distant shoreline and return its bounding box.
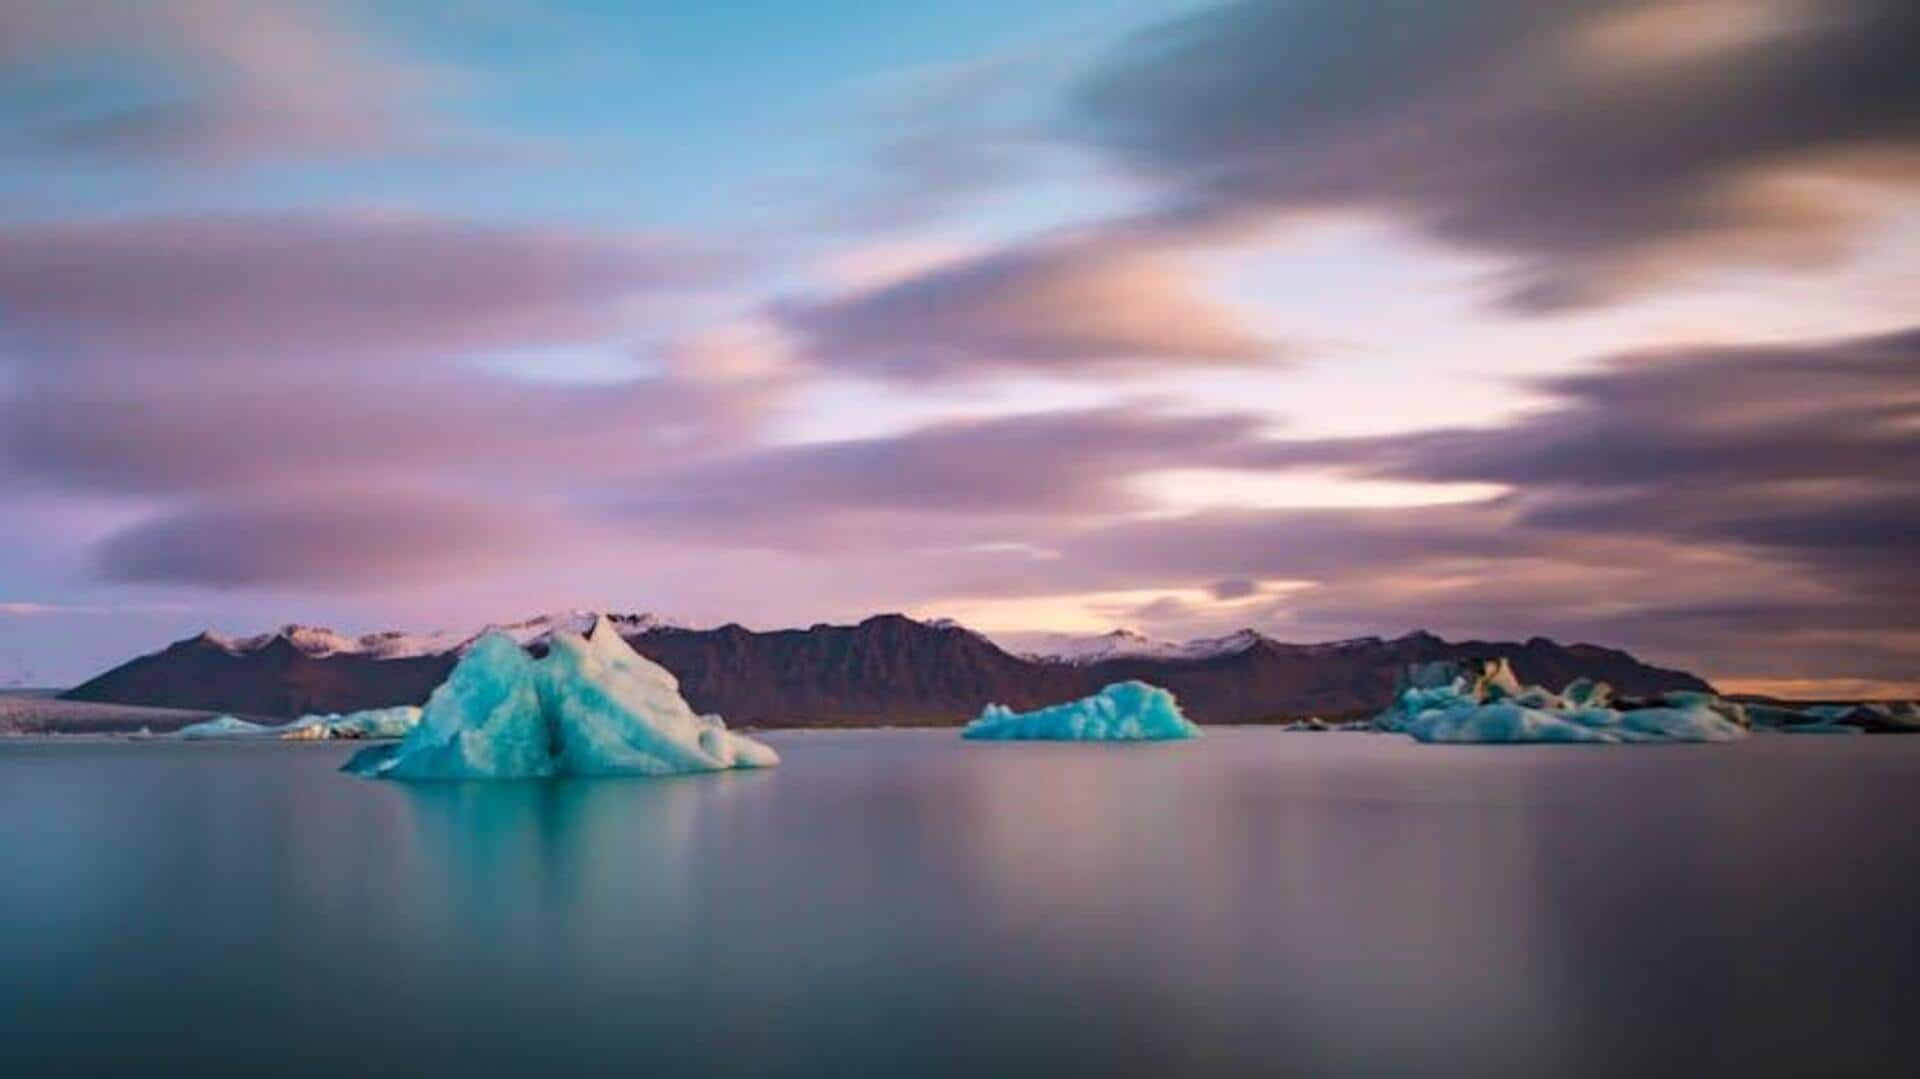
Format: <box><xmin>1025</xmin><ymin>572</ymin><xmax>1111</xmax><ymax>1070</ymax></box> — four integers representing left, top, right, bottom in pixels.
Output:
<box><xmin>8</xmin><ymin>686</ymin><xmax>1913</xmax><ymax>739</ymax></box>
<box><xmin>0</xmin><ymin>689</ymin><xmax>219</xmax><ymax>736</ymax></box>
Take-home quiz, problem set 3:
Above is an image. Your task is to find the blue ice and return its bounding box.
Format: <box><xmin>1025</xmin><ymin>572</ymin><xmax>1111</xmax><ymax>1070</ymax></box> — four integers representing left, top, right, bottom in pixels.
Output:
<box><xmin>344</xmin><ymin>617</ymin><xmax>779</xmax><ymax>779</ymax></box>
<box><xmin>963</xmin><ymin>680</ymin><xmax>1201</xmax><ymax>741</ymax></box>
<box><xmin>1376</xmin><ymin>659</ymin><xmax>1746</xmax><ymax>744</ymax></box>
<box><xmin>281</xmin><ymin>705</ymin><xmax>422</xmax><ymax>741</ymax></box>
<box><xmin>173</xmin><ymin>715</ymin><xmax>274</xmax><ymax>739</ymax></box>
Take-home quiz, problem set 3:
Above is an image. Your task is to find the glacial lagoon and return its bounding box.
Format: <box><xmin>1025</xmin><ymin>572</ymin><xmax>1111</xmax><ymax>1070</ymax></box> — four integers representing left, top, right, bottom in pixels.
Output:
<box><xmin>3</xmin><ymin>730</ymin><xmax>1917</xmax><ymax>1077</ymax></box>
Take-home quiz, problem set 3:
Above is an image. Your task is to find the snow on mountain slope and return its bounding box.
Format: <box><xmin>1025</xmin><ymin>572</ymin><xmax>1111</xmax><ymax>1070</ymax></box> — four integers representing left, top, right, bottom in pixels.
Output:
<box><xmin>65</xmin><ymin>612</ymin><xmax>1720</xmax><ymax>726</ymax></box>
<box><xmin>204</xmin><ymin>611</ymin><xmax>673</xmax><ymax>660</ymax></box>
<box><xmin>1011</xmin><ymin>628</ymin><xmax>1265</xmax><ymax>665</ymax></box>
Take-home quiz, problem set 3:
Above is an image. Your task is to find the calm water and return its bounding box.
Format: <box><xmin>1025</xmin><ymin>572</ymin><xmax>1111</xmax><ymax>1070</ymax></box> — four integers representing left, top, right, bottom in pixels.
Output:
<box><xmin>3</xmin><ymin>731</ymin><xmax>1917</xmax><ymax>1077</ymax></box>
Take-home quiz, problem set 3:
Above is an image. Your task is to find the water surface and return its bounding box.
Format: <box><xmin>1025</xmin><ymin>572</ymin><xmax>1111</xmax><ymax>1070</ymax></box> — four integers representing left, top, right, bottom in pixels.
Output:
<box><xmin>3</xmin><ymin>731</ymin><xmax>1916</xmax><ymax>1076</ymax></box>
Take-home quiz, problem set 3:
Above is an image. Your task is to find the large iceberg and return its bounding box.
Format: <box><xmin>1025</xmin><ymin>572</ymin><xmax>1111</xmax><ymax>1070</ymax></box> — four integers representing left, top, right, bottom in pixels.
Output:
<box><xmin>344</xmin><ymin>617</ymin><xmax>779</xmax><ymax>780</ymax></box>
<box><xmin>538</xmin><ymin>621</ymin><xmax>782</xmax><ymax>775</ymax></box>
<box><xmin>963</xmin><ymin>681</ymin><xmax>1201</xmax><ymax>741</ymax></box>
<box><xmin>1375</xmin><ymin>659</ymin><xmax>1746</xmax><ymax>744</ymax></box>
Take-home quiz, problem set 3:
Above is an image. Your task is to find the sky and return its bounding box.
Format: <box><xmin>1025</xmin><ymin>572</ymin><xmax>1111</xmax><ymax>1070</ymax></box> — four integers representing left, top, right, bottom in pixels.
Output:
<box><xmin>0</xmin><ymin>0</ymin><xmax>1915</xmax><ymax>695</ymax></box>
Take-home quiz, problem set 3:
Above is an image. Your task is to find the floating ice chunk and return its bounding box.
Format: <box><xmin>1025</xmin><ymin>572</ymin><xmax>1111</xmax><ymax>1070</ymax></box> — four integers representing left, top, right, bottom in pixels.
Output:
<box><xmin>1509</xmin><ymin>685</ymin><xmax>1564</xmax><ymax>710</ymax></box>
<box><xmin>1377</xmin><ymin>660</ymin><xmax>1745</xmax><ymax>745</ymax></box>
<box><xmin>344</xmin><ymin>634</ymin><xmax>552</xmax><ymax>779</ymax></box>
<box><xmin>280</xmin><ymin>705</ymin><xmax>422</xmax><ymax>741</ymax></box>
<box><xmin>1396</xmin><ymin>701</ymin><xmax>1614</xmax><ymax>744</ymax></box>
<box><xmin>539</xmin><ymin>620</ymin><xmax>780</xmax><ymax>775</ymax></box>
<box><xmin>344</xmin><ymin>618</ymin><xmax>778</xmax><ymax>780</ymax></box>
<box><xmin>1561</xmin><ymin>677</ymin><xmax>1612</xmax><ymax>709</ymax></box>
<box><xmin>1608</xmin><ymin>702</ymin><xmax>1748</xmax><ymax>742</ymax></box>
<box><xmin>1472</xmin><ymin>657</ymin><xmax>1526</xmax><ymax>700</ymax></box>
<box><xmin>173</xmin><ymin>715</ymin><xmax>274</xmax><ymax>739</ymax></box>
<box><xmin>1744</xmin><ymin>699</ymin><xmax>1916</xmax><ymax>734</ymax></box>
<box><xmin>963</xmin><ymin>681</ymin><xmax>1200</xmax><ymax>741</ymax></box>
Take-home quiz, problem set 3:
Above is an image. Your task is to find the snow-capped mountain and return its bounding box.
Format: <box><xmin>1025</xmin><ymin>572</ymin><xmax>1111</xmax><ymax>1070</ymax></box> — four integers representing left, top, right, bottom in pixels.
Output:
<box><xmin>203</xmin><ymin>611</ymin><xmax>674</xmax><ymax>660</ymax></box>
<box><xmin>1010</xmin><ymin>628</ymin><xmax>1266</xmax><ymax>665</ymax></box>
<box><xmin>65</xmin><ymin>613</ymin><xmax>1712</xmax><ymax>725</ymax></box>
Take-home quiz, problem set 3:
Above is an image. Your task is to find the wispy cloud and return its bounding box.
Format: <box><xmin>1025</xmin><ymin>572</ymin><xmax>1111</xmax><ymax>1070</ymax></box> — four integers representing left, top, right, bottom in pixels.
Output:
<box><xmin>0</xmin><ymin>212</ymin><xmax>726</xmax><ymax>370</ymax></box>
<box><xmin>1</xmin><ymin>601</ymin><xmax>192</xmax><ymax>616</ymax></box>
<box><xmin>777</xmin><ymin>233</ymin><xmax>1277</xmax><ymax>379</ymax></box>
<box><xmin>1067</xmin><ymin>0</ymin><xmax>1920</xmax><ymax>309</ymax></box>
<box><xmin>1</xmin><ymin>0</ymin><xmax>448</xmax><ymax>163</ymax></box>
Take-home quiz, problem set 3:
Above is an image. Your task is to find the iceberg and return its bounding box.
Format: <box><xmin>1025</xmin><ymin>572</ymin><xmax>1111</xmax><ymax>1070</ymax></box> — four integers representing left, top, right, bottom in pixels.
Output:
<box><xmin>1745</xmin><ymin>700</ymin><xmax>1917</xmax><ymax>735</ymax></box>
<box><xmin>1770</xmin><ymin>720</ymin><xmax>1865</xmax><ymax>735</ymax></box>
<box><xmin>1376</xmin><ymin>659</ymin><xmax>1746</xmax><ymax>744</ymax></box>
<box><xmin>173</xmin><ymin>715</ymin><xmax>274</xmax><ymax>740</ymax></box>
<box><xmin>538</xmin><ymin>621</ymin><xmax>781</xmax><ymax>775</ymax></box>
<box><xmin>163</xmin><ymin>706</ymin><xmax>420</xmax><ymax>742</ymax></box>
<box><xmin>344</xmin><ymin>617</ymin><xmax>779</xmax><ymax>780</ymax></box>
<box><xmin>963</xmin><ymin>681</ymin><xmax>1200</xmax><ymax>741</ymax></box>
<box><xmin>279</xmin><ymin>705</ymin><xmax>422</xmax><ymax>741</ymax></box>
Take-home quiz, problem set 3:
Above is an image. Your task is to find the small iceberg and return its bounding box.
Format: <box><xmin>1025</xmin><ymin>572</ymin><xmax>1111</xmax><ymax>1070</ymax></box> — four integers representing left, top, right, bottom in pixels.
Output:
<box><xmin>1274</xmin><ymin>717</ymin><xmax>1373</xmax><ymax>732</ymax></box>
<box><xmin>344</xmin><ymin>617</ymin><xmax>779</xmax><ymax>780</ymax></box>
<box><xmin>169</xmin><ymin>707</ymin><xmax>420</xmax><ymax>741</ymax></box>
<box><xmin>279</xmin><ymin>706</ymin><xmax>423</xmax><ymax>741</ymax></box>
<box><xmin>1744</xmin><ymin>700</ymin><xmax>1917</xmax><ymax>735</ymax></box>
<box><xmin>1376</xmin><ymin>659</ymin><xmax>1747</xmax><ymax>744</ymax></box>
<box><xmin>963</xmin><ymin>681</ymin><xmax>1200</xmax><ymax>741</ymax></box>
<box><xmin>173</xmin><ymin>715</ymin><xmax>274</xmax><ymax>740</ymax></box>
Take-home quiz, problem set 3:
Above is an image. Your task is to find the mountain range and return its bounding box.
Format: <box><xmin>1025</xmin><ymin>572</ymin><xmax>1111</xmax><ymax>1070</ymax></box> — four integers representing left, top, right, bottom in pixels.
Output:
<box><xmin>61</xmin><ymin>611</ymin><xmax>1712</xmax><ymax>726</ymax></box>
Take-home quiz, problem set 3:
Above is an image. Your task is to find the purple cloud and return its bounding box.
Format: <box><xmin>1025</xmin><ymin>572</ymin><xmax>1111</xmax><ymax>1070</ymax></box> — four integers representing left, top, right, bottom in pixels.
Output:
<box><xmin>1</xmin><ymin>0</ymin><xmax>439</xmax><ymax>163</ymax></box>
<box><xmin>0</xmin><ymin>213</ymin><xmax>723</xmax><ymax>370</ymax></box>
<box><xmin>777</xmin><ymin>235</ymin><xmax>1275</xmax><ymax>379</ymax></box>
<box><xmin>0</xmin><ymin>367</ymin><xmax>781</xmax><ymax>497</ymax></box>
<box><xmin>94</xmin><ymin>488</ymin><xmax>549</xmax><ymax>589</ymax></box>
<box><xmin>1035</xmin><ymin>326</ymin><xmax>1919</xmax><ymax>679</ymax></box>
<box><xmin>618</xmin><ymin>405</ymin><xmax>1271</xmax><ymax>539</ymax></box>
<box><xmin>1069</xmin><ymin>0</ymin><xmax>1920</xmax><ymax>309</ymax></box>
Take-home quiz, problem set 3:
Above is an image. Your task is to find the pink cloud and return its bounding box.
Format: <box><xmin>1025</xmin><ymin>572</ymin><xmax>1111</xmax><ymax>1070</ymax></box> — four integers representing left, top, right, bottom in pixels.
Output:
<box><xmin>778</xmin><ymin>235</ymin><xmax>1277</xmax><ymax>379</ymax></box>
<box><xmin>2</xmin><ymin>0</ymin><xmax>443</xmax><ymax>162</ymax></box>
<box><xmin>0</xmin><ymin>213</ymin><xmax>726</xmax><ymax>369</ymax></box>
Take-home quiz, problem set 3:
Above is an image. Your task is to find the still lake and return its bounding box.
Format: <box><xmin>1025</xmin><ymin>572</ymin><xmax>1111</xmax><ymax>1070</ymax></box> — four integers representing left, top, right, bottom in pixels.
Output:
<box><xmin>3</xmin><ymin>730</ymin><xmax>1916</xmax><ymax>1077</ymax></box>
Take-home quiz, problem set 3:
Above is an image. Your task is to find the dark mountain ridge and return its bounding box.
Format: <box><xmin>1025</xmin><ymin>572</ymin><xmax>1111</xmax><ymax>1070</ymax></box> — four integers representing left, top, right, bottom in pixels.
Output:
<box><xmin>63</xmin><ymin>614</ymin><xmax>1712</xmax><ymax>725</ymax></box>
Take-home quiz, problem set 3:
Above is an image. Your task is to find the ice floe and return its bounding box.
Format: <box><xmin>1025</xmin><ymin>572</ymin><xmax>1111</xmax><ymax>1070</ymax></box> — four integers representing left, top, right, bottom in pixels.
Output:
<box><xmin>278</xmin><ymin>706</ymin><xmax>423</xmax><ymax>741</ymax></box>
<box><xmin>173</xmin><ymin>715</ymin><xmax>274</xmax><ymax>740</ymax></box>
<box><xmin>1745</xmin><ymin>700</ymin><xmax>1917</xmax><ymax>735</ymax></box>
<box><xmin>1376</xmin><ymin>659</ymin><xmax>1747</xmax><ymax>744</ymax></box>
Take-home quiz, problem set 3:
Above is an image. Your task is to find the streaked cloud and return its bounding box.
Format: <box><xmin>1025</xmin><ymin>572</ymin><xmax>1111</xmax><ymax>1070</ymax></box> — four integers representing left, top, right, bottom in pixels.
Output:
<box><xmin>95</xmin><ymin>488</ymin><xmax>552</xmax><ymax>589</ymax></box>
<box><xmin>0</xmin><ymin>213</ymin><xmax>723</xmax><ymax>371</ymax></box>
<box><xmin>1</xmin><ymin>0</ymin><xmax>441</xmax><ymax>163</ymax></box>
<box><xmin>617</xmin><ymin>405</ymin><xmax>1275</xmax><ymax>542</ymax></box>
<box><xmin>1068</xmin><ymin>0</ymin><xmax>1920</xmax><ymax>309</ymax></box>
<box><xmin>1045</xmin><ymin>327</ymin><xmax>1919</xmax><ymax>680</ymax></box>
<box><xmin>777</xmin><ymin>235</ymin><xmax>1277</xmax><ymax>379</ymax></box>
